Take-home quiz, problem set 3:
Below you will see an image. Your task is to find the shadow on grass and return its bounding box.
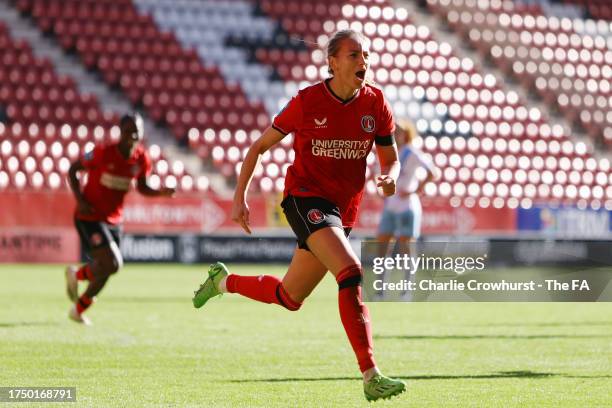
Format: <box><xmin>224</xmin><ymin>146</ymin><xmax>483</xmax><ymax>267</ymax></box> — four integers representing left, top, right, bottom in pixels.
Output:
<box><xmin>469</xmin><ymin>321</ymin><xmax>612</xmax><ymax>328</ymax></box>
<box><xmin>0</xmin><ymin>321</ymin><xmax>58</xmax><ymax>328</ymax></box>
<box><xmin>224</xmin><ymin>371</ymin><xmax>558</xmax><ymax>383</ymax></box>
<box><xmin>375</xmin><ymin>334</ymin><xmax>612</xmax><ymax>340</ymax></box>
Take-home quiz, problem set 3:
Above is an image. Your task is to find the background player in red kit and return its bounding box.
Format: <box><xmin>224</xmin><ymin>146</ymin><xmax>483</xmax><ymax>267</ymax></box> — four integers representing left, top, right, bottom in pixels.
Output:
<box><xmin>193</xmin><ymin>30</ymin><xmax>406</xmax><ymax>401</ymax></box>
<box><xmin>65</xmin><ymin>113</ymin><xmax>175</xmax><ymax>325</ymax></box>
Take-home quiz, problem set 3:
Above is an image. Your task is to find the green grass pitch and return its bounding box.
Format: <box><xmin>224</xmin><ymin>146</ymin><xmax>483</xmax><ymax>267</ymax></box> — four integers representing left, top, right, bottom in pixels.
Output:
<box><xmin>1</xmin><ymin>263</ymin><xmax>611</xmax><ymax>407</ymax></box>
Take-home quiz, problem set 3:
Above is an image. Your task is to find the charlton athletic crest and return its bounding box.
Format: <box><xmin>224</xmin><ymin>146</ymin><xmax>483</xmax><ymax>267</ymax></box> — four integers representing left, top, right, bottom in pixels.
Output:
<box><xmin>361</xmin><ymin>115</ymin><xmax>375</xmax><ymax>133</ymax></box>
<box><xmin>307</xmin><ymin>209</ymin><xmax>325</xmax><ymax>224</ymax></box>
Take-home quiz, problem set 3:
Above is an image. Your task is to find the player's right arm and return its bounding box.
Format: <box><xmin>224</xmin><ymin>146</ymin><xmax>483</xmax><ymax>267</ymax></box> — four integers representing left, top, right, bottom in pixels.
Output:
<box><xmin>67</xmin><ymin>160</ymin><xmax>94</xmax><ymax>215</ymax></box>
<box><xmin>232</xmin><ymin>126</ymin><xmax>286</xmax><ymax>234</ymax></box>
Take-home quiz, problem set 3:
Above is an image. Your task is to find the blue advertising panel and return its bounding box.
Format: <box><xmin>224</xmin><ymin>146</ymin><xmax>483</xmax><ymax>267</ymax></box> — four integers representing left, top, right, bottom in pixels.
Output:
<box><xmin>517</xmin><ymin>206</ymin><xmax>612</xmax><ymax>238</ymax></box>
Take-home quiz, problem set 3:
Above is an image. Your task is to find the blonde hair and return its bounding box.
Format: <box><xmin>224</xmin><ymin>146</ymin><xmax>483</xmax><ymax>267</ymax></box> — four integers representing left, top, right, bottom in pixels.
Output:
<box><xmin>326</xmin><ymin>29</ymin><xmax>369</xmax><ymax>76</ymax></box>
<box><xmin>396</xmin><ymin>119</ymin><xmax>417</xmax><ymax>145</ymax></box>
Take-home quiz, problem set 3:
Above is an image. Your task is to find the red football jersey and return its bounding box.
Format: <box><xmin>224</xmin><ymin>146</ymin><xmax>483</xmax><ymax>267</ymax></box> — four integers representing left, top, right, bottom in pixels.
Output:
<box><xmin>273</xmin><ymin>80</ymin><xmax>395</xmax><ymax>226</ymax></box>
<box><xmin>75</xmin><ymin>143</ymin><xmax>151</xmax><ymax>224</ymax></box>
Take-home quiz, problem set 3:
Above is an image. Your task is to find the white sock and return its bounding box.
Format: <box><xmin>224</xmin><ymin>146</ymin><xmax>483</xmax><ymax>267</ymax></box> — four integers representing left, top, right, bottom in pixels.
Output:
<box><xmin>218</xmin><ymin>276</ymin><xmax>228</xmax><ymax>293</ymax></box>
<box><xmin>363</xmin><ymin>366</ymin><xmax>381</xmax><ymax>383</ymax></box>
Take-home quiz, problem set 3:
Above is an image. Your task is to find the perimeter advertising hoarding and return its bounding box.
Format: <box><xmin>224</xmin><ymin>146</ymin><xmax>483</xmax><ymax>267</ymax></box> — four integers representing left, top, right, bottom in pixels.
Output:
<box><xmin>0</xmin><ymin>192</ymin><xmax>520</xmax><ymax>263</ymax></box>
<box><xmin>121</xmin><ymin>195</ymin><xmax>268</xmax><ymax>233</ymax></box>
<box><xmin>357</xmin><ymin>197</ymin><xmax>516</xmax><ymax>234</ymax></box>
<box><xmin>517</xmin><ymin>205</ymin><xmax>612</xmax><ymax>238</ymax></box>
<box><xmin>0</xmin><ymin>228</ymin><xmax>79</xmax><ymax>263</ymax></box>
<box><xmin>0</xmin><ymin>192</ymin><xmax>79</xmax><ymax>262</ymax></box>
<box><xmin>121</xmin><ymin>234</ymin><xmax>297</xmax><ymax>263</ymax></box>
<box><xmin>0</xmin><ymin>191</ymin><xmax>267</xmax><ymax>234</ymax></box>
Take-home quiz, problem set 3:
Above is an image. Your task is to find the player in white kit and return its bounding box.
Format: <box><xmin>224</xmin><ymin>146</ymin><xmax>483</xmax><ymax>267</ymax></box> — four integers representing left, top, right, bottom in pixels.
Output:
<box><xmin>377</xmin><ymin>120</ymin><xmax>438</xmax><ymax>290</ymax></box>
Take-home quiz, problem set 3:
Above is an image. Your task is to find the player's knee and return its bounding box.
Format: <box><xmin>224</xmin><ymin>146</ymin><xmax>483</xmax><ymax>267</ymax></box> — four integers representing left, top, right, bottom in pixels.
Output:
<box><xmin>108</xmin><ymin>242</ymin><xmax>123</xmax><ymax>274</ymax></box>
<box><xmin>276</xmin><ymin>283</ymin><xmax>302</xmax><ymax>311</ymax></box>
<box><xmin>98</xmin><ymin>252</ymin><xmax>122</xmax><ymax>275</ymax></box>
<box><xmin>98</xmin><ymin>261</ymin><xmax>115</xmax><ymax>277</ymax></box>
<box><xmin>108</xmin><ymin>254</ymin><xmax>123</xmax><ymax>274</ymax></box>
<box><xmin>336</xmin><ymin>264</ymin><xmax>362</xmax><ymax>289</ymax></box>
<box><xmin>107</xmin><ymin>263</ymin><xmax>119</xmax><ymax>275</ymax></box>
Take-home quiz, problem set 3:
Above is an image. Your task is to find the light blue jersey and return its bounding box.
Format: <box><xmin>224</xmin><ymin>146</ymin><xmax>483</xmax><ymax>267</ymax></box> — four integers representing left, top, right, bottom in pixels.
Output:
<box><xmin>378</xmin><ymin>145</ymin><xmax>433</xmax><ymax>238</ymax></box>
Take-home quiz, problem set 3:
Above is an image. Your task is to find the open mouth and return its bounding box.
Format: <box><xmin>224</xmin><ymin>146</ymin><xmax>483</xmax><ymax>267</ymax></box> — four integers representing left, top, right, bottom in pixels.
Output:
<box><xmin>355</xmin><ymin>70</ymin><xmax>366</xmax><ymax>80</ymax></box>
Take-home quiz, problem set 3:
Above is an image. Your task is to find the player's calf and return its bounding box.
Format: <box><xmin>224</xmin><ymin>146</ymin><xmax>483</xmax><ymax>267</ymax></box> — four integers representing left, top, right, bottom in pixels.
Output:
<box><xmin>275</xmin><ymin>281</ymin><xmax>302</xmax><ymax>311</ymax></box>
<box><xmin>225</xmin><ymin>273</ymin><xmax>302</xmax><ymax>311</ymax></box>
<box><xmin>65</xmin><ymin>265</ymin><xmax>79</xmax><ymax>302</ymax></box>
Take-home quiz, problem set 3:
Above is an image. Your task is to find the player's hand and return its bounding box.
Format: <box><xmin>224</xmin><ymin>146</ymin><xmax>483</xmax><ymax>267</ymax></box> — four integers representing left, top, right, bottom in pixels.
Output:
<box><xmin>77</xmin><ymin>199</ymin><xmax>94</xmax><ymax>215</ymax></box>
<box><xmin>159</xmin><ymin>187</ymin><xmax>176</xmax><ymax>197</ymax></box>
<box><xmin>231</xmin><ymin>199</ymin><xmax>252</xmax><ymax>234</ymax></box>
<box><xmin>376</xmin><ymin>175</ymin><xmax>396</xmax><ymax>197</ymax></box>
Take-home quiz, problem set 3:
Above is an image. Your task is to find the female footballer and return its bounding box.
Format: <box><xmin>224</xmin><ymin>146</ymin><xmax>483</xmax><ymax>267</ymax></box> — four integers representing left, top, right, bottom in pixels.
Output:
<box><xmin>193</xmin><ymin>30</ymin><xmax>406</xmax><ymax>401</ymax></box>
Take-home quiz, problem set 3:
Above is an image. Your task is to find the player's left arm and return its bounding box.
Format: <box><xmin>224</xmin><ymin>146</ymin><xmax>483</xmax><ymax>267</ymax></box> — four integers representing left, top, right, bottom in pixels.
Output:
<box><xmin>375</xmin><ymin>93</ymin><xmax>400</xmax><ymax>196</ymax></box>
<box><xmin>375</xmin><ymin>143</ymin><xmax>400</xmax><ymax>197</ymax></box>
<box><xmin>136</xmin><ymin>176</ymin><xmax>175</xmax><ymax>197</ymax></box>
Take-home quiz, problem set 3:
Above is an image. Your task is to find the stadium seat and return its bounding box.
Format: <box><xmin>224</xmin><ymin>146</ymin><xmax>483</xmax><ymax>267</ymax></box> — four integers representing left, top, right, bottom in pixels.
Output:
<box><xmin>427</xmin><ymin>0</ymin><xmax>611</xmax><ymax>150</ymax></box>
<box><xmin>5</xmin><ymin>0</ymin><xmax>609</xmax><ymax>208</ymax></box>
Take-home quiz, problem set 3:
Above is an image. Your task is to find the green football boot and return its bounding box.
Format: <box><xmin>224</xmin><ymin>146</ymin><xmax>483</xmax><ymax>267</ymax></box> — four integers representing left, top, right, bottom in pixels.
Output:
<box><xmin>192</xmin><ymin>262</ymin><xmax>229</xmax><ymax>309</ymax></box>
<box><xmin>363</xmin><ymin>374</ymin><xmax>406</xmax><ymax>402</ymax></box>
